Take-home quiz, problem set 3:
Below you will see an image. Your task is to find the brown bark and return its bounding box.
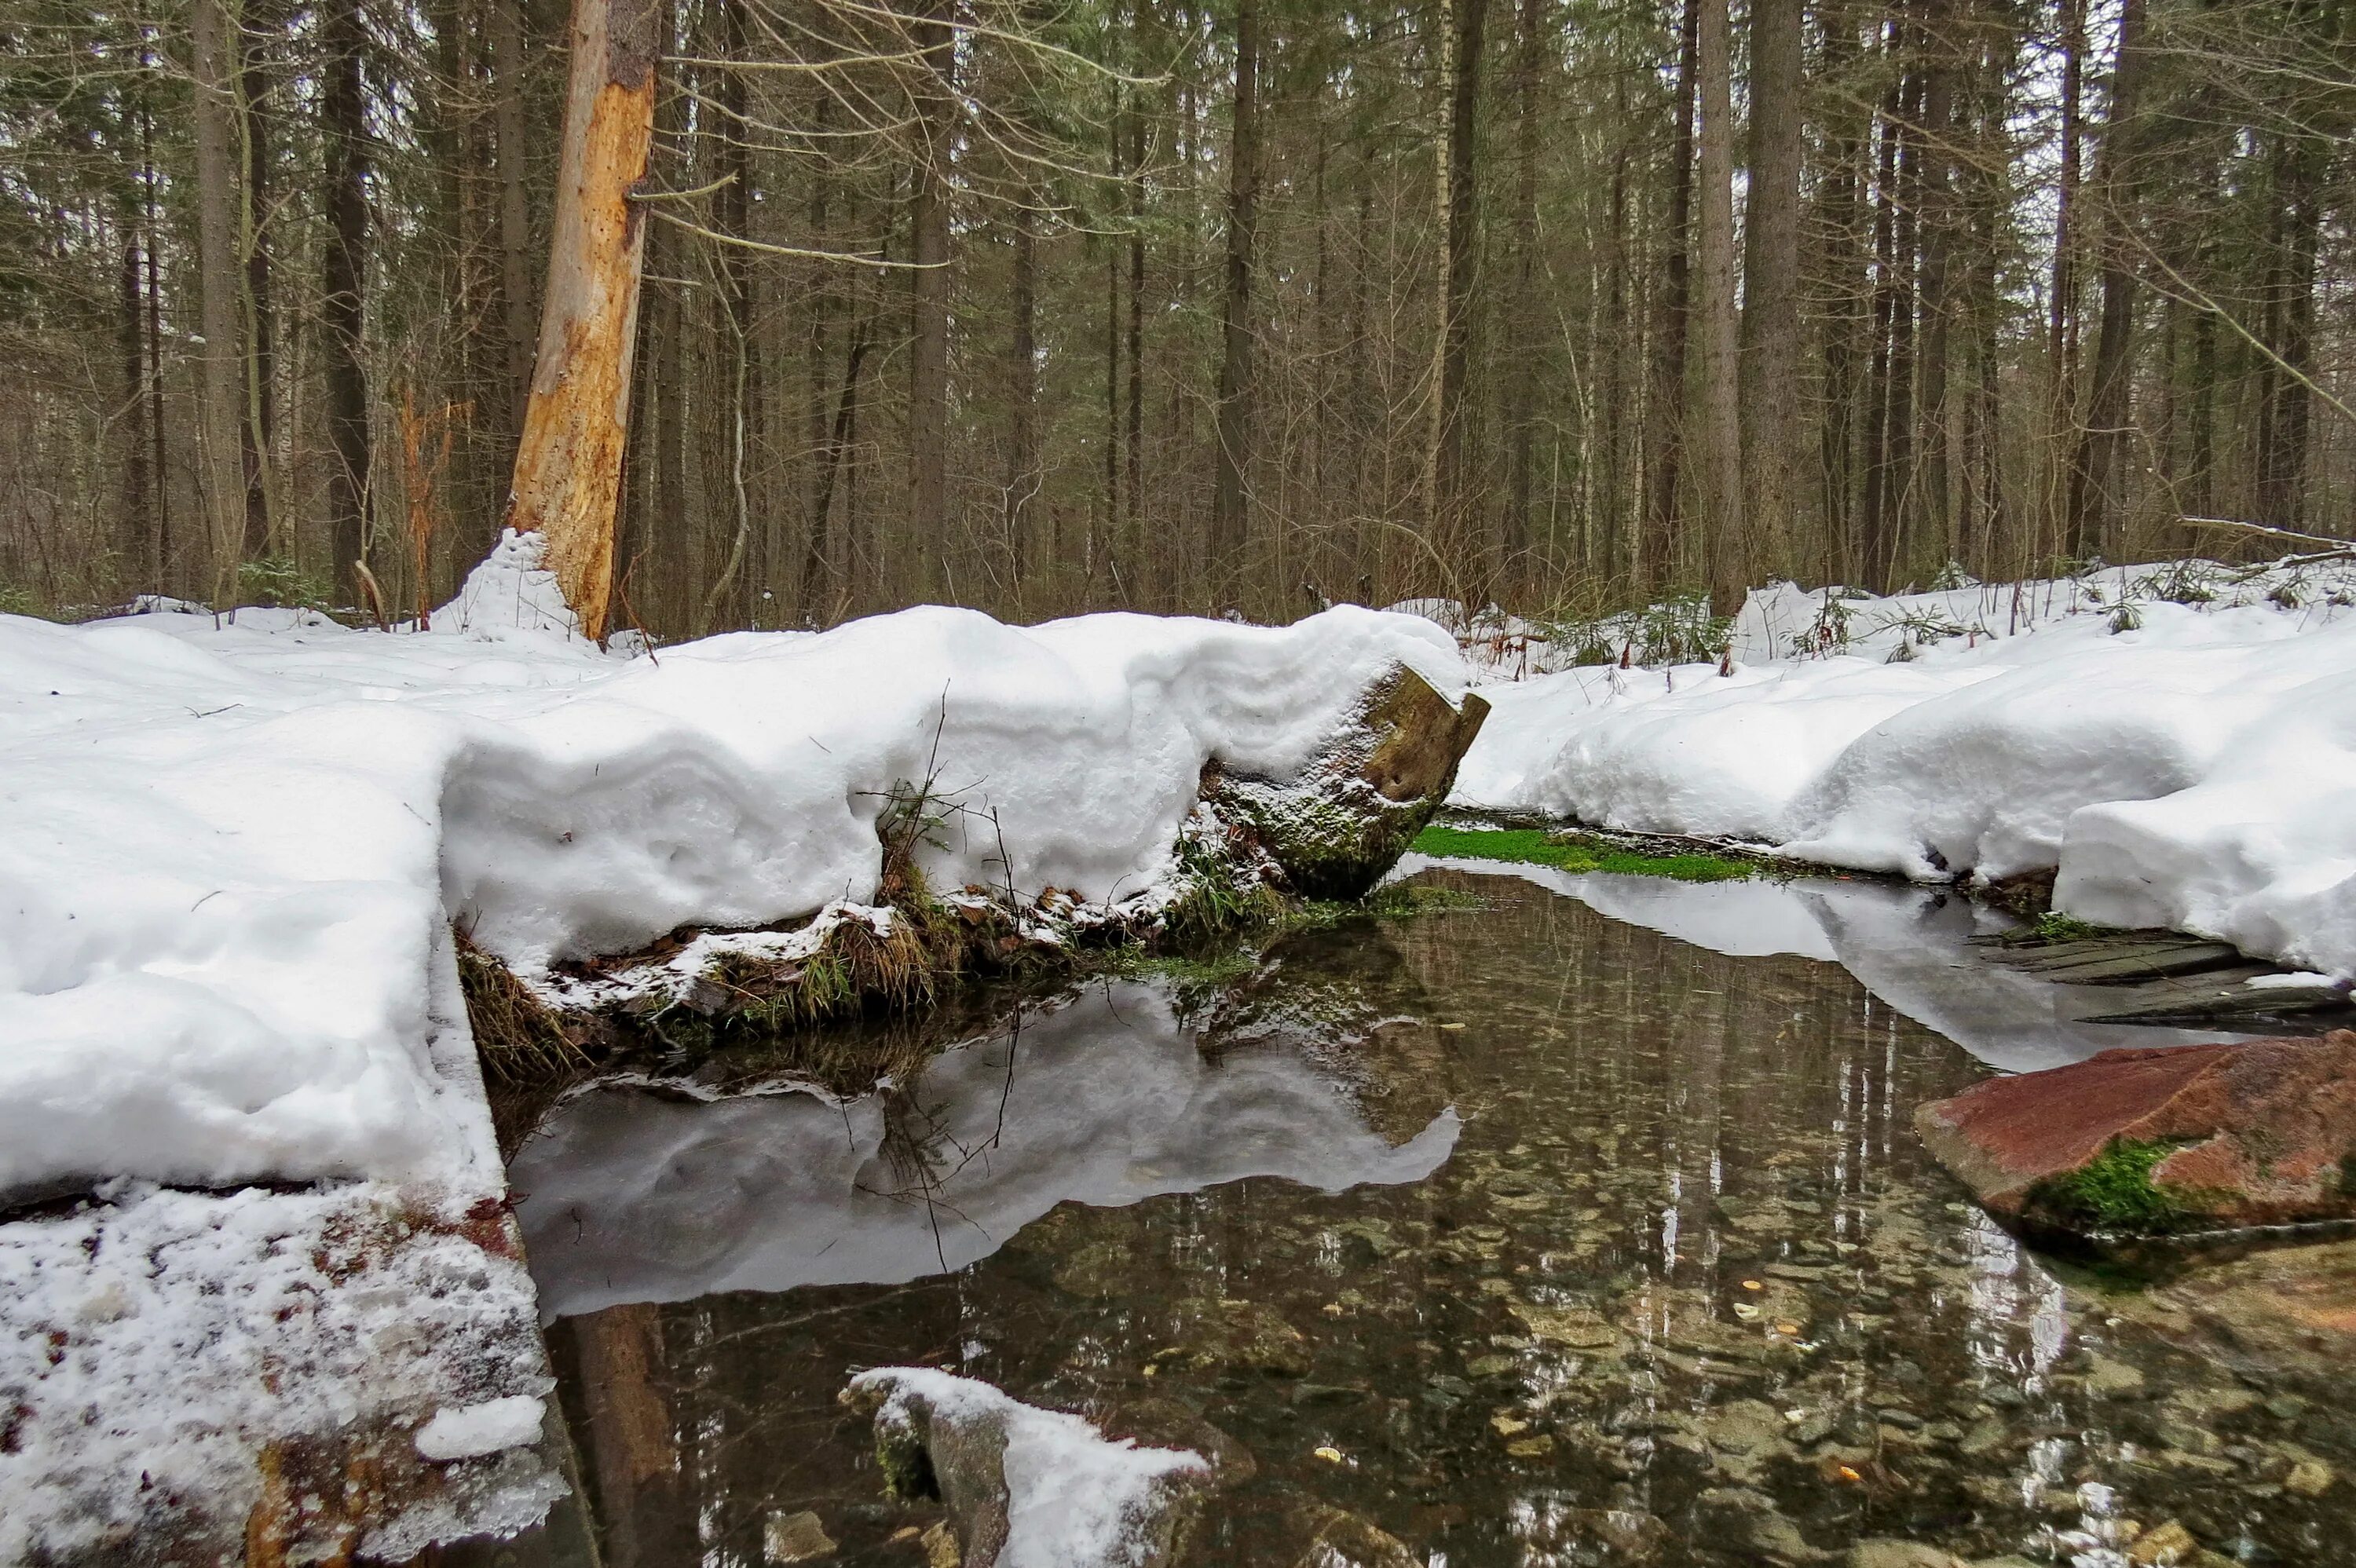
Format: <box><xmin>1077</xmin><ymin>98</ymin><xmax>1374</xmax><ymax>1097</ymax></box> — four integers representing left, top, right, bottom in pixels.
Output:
<box><xmin>1008</xmin><ymin>202</ymin><xmax>1037</xmax><ymax>598</ymax></box>
<box><xmin>1740</xmin><ymin>0</ymin><xmax>1802</xmax><ymax>580</ymax></box>
<box><xmin>490</xmin><ymin>0</ymin><xmax>538</xmax><ymax>433</ymax></box>
<box><xmin>1211</xmin><ymin>0</ymin><xmax>1261</xmax><ymax>599</ymax></box>
<box><xmin>1693</xmin><ymin>0</ymin><xmax>1743</xmax><ymax>615</ymax></box>
<box><xmin>119</xmin><ymin>219</ymin><xmax>150</xmax><ymax>580</ymax></box>
<box><xmin>907</xmin><ymin>0</ymin><xmax>955</xmax><ymax>597</ymax></box>
<box><xmin>2065</xmin><ymin>0</ymin><xmax>2149</xmax><ymax>559</ymax></box>
<box><xmin>1425</xmin><ymin>0</ymin><xmax>1487</xmax><ymax>580</ymax></box>
<box><xmin>501</xmin><ymin>0</ymin><xmax>660</xmax><ymax>641</ymax></box>
<box><xmin>1816</xmin><ymin>0</ymin><xmax>1865</xmax><ymax>582</ymax></box>
<box><xmin>192</xmin><ymin>0</ymin><xmax>247</xmax><ymax>600</ymax></box>
<box><xmin>2255</xmin><ymin>132</ymin><xmax>2321</xmax><ymax>532</ymax></box>
<box><xmin>237</xmin><ymin>0</ymin><xmax>280</xmax><ymax>559</ymax></box>
<box><xmin>1502</xmin><ymin>0</ymin><xmax>1542</xmax><ymax>580</ymax></box>
<box><xmin>1641</xmin><ymin>0</ymin><xmax>1698</xmax><ymax>591</ymax></box>
<box><xmin>322</xmin><ymin>0</ymin><xmax>371</xmax><ymax>596</ymax></box>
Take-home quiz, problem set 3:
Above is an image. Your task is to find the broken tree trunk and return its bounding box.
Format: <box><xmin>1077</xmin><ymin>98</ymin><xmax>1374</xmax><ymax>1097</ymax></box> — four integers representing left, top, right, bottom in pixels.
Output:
<box><xmin>501</xmin><ymin>0</ymin><xmax>660</xmax><ymax>642</ymax></box>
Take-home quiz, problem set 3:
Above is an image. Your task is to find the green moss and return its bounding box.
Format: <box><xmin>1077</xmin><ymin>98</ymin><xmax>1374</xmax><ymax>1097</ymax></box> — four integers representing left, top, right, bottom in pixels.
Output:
<box><xmin>2030</xmin><ymin>910</ymin><xmax>2114</xmax><ymax>943</ymax></box>
<box><xmin>1106</xmin><ymin>948</ymin><xmax>1260</xmax><ymax>987</ymax></box>
<box><xmin>2030</xmin><ymin>1137</ymin><xmax>2198</xmax><ymax>1234</ymax></box>
<box><xmin>2340</xmin><ymin>1149</ymin><xmax>2356</xmax><ymax>1197</ymax></box>
<box><xmin>1357</xmin><ymin>881</ymin><xmax>1488</xmax><ymax>919</ymax></box>
<box><xmin>1411</xmin><ymin>824</ymin><xmax>1755</xmax><ymax>883</ymax></box>
<box><xmin>874</xmin><ymin>1420</ymin><xmax>940</xmax><ymax>1501</ymax></box>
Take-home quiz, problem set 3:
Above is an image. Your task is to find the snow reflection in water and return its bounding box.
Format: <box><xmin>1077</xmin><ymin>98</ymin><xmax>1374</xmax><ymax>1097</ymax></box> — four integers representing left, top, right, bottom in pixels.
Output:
<box><xmin>514</xmin><ymin>981</ymin><xmax>1458</xmax><ymax>1318</ymax></box>
<box><xmin>514</xmin><ymin>868</ymin><xmax>2356</xmax><ymax>1568</ymax></box>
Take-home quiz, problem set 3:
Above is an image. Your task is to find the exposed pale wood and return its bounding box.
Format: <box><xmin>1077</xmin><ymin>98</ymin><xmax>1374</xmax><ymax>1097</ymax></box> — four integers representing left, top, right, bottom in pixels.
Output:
<box><xmin>500</xmin><ymin>0</ymin><xmax>660</xmax><ymax>642</ymax></box>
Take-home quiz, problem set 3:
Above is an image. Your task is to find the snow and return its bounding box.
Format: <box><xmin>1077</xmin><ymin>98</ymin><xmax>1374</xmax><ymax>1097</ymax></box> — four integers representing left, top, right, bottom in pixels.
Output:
<box><xmin>1</xmin><ymin>530</ymin><xmax>1462</xmax><ymax>1198</ymax></box>
<box><xmin>514</xmin><ymin>976</ymin><xmax>1459</xmax><ymax>1318</ymax></box>
<box><xmin>847</xmin><ymin>1367</ymin><xmax>1208</xmax><ymax>1568</ymax></box>
<box><xmin>415</xmin><ymin>1394</ymin><xmax>548</xmax><ymax>1461</ymax></box>
<box><xmin>1450</xmin><ymin>560</ymin><xmax>2356</xmax><ymax>978</ymax></box>
<box><xmin>0</xmin><ymin>1181</ymin><xmax>561</xmax><ymax>1563</ymax></box>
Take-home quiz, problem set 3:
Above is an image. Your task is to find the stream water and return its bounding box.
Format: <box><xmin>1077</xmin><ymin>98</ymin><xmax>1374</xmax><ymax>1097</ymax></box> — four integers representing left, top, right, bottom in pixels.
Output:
<box><xmin>498</xmin><ymin>864</ymin><xmax>2356</xmax><ymax>1567</ymax></box>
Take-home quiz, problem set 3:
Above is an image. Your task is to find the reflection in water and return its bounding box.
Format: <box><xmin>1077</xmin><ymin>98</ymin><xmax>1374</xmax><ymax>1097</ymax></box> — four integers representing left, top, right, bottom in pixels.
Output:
<box><xmin>519</xmin><ymin>872</ymin><xmax>2356</xmax><ymax>1567</ymax></box>
<box><xmin>1403</xmin><ymin>851</ymin><xmax>2240</xmax><ymax>1071</ymax></box>
<box><xmin>515</xmin><ymin>979</ymin><xmax>1458</xmax><ymax>1318</ymax></box>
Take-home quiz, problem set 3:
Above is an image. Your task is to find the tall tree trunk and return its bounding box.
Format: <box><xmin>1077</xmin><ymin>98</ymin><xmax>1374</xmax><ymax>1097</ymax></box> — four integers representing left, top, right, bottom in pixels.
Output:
<box><xmin>322</xmin><ymin>0</ymin><xmax>371</xmax><ymax>598</ymax></box>
<box><xmin>1740</xmin><ymin>0</ymin><xmax>1802</xmax><ymax>582</ymax></box>
<box><xmin>1126</xmin><ymin>104</ymin><xmax>1147</xmax><ymax>602</ymax></box>
<box><xmin>1502</xmin><ymin>0</ymin><xmax>1542</xmax><ymax>587</ymax></box>
<box><xmin>907</xmin><ymin>0</ymin><xmax>955</xmax><ymax>599</ymax></box>
<box><xmin>2065</xmin><ymin>0</ymin><xmax>2148</xmax><ymax>559</ymax></box>
<box><xmin>118</xmin><ymin>217</ymin><xmax>151</xmax><ymax>584</ymax></box>
<box><xmin>192</xmin><ymin>0</ymin><xmax>247</xmax><ymax>601</ymax></box>
<box><xmin>144</xmin><ymin>93</ymin><xmax>172</xmax><ymax>589</ymax></box>
<box><xmin>2255</xmin><ymin>130</ymin><xmax>2321</xmax><ymax>532</ymax></box>
<box><xmin>1641</xmin><ymin>0</ymin><xmax>1699</xmax><ymax>591</ymax></box>
<box><xmin>1816</xmin><ymin>0</ymin><xmax>1865</xmax><ymax>582</ymax></box>
<box><xmin>490</xmin><ymin>0</ymin><xmax>538</xmax><ymax>433</ymax></box>
<box><xmin>1210</xmin><ymin>0</ymin><xmax>1261</xmax><ymax>601</ymax></box>
<box><xmin>501</xmin><ymin>0</ymin><xmax>660</xmax><ymax>640</ymax></box>
<box><xmin>1425</xmin><ymin>0</ymin><xmax>1487</xmax><ymax>588</ymax></box>
<box><xmin>1008</xmin><ymin>202</ymin><xmax>1038</xmax><ymax>601</ymax></box>
<box><xmin>697</xmin><ymin>0</ymin><xmax>758</xmax><ymax>633</ymax></box>
<box><xmin>1693</xmin><ymin>0</ymin><xmax>1743</xmax><ymax>615</ymax></box>
<box><xmin>237</xmin><ymin>0</ymin><xmax>280</xmax><ymax>559</ymax></box>
<box><xmin>1914</xmin><ymin>2</ymin><xmax>1958</xmax><ymax>568</ymax></box>
<box><xmin>2047</xmin><ymin>0</ymin><xmax>2085</xmax><ymax>561</ymax></box>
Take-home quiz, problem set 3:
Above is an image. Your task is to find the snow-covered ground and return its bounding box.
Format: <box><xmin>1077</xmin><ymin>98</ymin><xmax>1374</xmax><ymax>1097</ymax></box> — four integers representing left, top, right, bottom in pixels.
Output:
<box><xmin>3</xmin><ymin>532</ymin><xmax>1460</xmax><ymax>1201</ymax></box>
<box><xmin>1445</xmin><ymin>558</ymin><xmax>2356</xmax><ymax>979</ymax></box>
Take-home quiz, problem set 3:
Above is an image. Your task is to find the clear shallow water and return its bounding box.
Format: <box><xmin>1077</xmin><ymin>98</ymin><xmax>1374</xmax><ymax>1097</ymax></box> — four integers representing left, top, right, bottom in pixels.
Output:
<box><xmin>508</xmin><ymin>868</ymin><xmax>2356</xmax><ymax>1567</ymax></box>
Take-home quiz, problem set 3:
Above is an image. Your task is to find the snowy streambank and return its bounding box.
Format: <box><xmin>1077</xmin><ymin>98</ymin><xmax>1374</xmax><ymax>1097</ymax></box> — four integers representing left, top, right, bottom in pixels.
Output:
<box><xmin>2</xmin><ymin>532</ymin><xmax>1464</xmax><ymax>1199</ymax></box>
<box><xmin>2</xmin><ymin>533</ymin><xmax>1465</xmax><ymax>1557</ymax></box>
<box><xmin>1447</xmin><ymin>560</ymin><xmax>2356</xmax><ymax>979</ymax></box>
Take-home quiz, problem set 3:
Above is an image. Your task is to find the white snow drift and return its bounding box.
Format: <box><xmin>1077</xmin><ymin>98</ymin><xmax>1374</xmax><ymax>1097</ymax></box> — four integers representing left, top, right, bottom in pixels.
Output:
<box><xmin>0</xmin><ymin>532</ymin><xmax>1462</xmax><ymax>1200</ymax></box>
<box><xmin>1449</xmin><ymin>561</ymin><xmax>2356</xmax><ymax>978</ymax></box>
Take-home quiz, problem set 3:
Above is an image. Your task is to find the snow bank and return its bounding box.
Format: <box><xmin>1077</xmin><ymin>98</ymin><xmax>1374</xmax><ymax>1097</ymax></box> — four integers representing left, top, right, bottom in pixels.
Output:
<box><xmin>848</xmin><ymin>1367</ymin><xmax>1208</xmax><ymax>1568</ymax></box>
<box><xmin>1452</xmin><ymin>560</ymin><xmax>2356</xmax><ymax>977</ymax></box>
<box><xmin>1</xmin><ymin>532</ymin><xmax>1462</xmax><ymax>1197</ymax></box>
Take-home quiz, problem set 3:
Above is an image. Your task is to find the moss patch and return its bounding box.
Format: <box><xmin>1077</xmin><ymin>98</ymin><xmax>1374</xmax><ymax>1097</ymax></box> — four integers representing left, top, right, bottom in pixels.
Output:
<box><xmin>2030</xmin><ymin>910</ymin><xmax>2116</xmax><ymax>944</ymax></box>
<box><xmin>2029</xmin><ymin>1137</ymin><xmax>2201</xmax><ymax>1234</ymax></box>
<box><xmin>1412</xmin><ymin>824</ymin><xmax>1756</xmax><ymax>883</ymax></box>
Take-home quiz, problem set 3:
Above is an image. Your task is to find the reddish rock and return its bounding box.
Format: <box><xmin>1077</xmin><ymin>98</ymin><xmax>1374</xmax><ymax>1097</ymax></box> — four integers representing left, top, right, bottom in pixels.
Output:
<box><xmin>1914</xmin><ymin>1032</ymin><xmax>2356</xmax><ymax>1238</ymax></box>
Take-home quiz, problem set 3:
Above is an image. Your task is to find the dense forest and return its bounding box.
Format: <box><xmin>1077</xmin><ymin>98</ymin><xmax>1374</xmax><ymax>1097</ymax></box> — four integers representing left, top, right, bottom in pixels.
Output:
<box><xmin>2</xmin><ymin>0</ymin><xmax>2351</xmax><ymax>636</ymax></box>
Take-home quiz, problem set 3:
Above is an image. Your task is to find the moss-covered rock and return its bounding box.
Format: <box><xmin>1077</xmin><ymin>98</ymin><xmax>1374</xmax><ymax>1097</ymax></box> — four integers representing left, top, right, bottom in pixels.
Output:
<box><xmin>1915</xmin><ymin>1032</ymin><xmax>2356</xmax><ymax>1246</ymax></box>
<box><xmin>1204</xmin><ymin>666</ymin><xmax>1489</xmax><ymax>901</ymax></box>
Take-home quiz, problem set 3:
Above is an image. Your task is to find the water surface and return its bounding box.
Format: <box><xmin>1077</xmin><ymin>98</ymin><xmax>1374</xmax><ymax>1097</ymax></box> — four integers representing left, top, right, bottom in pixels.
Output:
<box><xmin>513</xmin><ymin>868</ymin><xmax>2355</xmax><ymax>1566</ymax></box>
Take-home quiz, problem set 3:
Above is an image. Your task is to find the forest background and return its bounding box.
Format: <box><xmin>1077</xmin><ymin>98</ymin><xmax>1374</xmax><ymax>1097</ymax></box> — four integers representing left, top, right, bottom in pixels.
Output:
<box><xmin>2</xmin><ymin>0</ymin><xmax>2350</xmax><ymax>638</ymax></box>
